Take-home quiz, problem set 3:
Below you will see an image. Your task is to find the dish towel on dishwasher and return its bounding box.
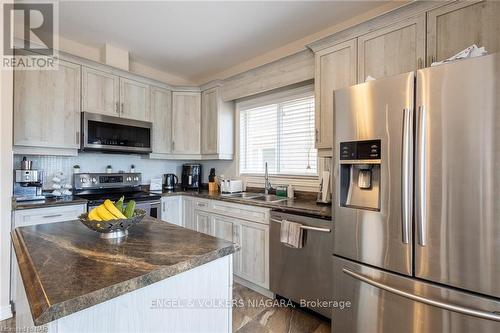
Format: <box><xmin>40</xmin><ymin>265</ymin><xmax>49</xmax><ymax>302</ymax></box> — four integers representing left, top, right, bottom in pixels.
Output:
<box><xmin>279</xmin><ymin>220</ymin><xmax>304</xmax><ymax>248</ymax></box>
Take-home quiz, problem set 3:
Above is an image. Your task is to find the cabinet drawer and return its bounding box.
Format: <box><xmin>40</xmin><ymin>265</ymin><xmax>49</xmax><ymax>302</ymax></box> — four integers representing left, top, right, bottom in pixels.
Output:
<box><xmin>13</xmin><ymin>204</ymin><xmax>86</xmax><ymax>228</ymax></box>
<box><xmin>210</xmin><ymin>200</ymin><xmax>270</xmax><ymax>224</ymax></box>
<box><xmin>193</xmin><ymin>198</ymin><xmax>211</xmax><ymax>211</ymax></box>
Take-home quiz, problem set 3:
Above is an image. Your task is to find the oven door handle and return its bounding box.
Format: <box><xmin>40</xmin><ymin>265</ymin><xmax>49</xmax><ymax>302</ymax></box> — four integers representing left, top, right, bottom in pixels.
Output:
<box><xmin>270</xmin><ymin>218</ymin><xmax>331</xmax><ymax>233</ymax></box>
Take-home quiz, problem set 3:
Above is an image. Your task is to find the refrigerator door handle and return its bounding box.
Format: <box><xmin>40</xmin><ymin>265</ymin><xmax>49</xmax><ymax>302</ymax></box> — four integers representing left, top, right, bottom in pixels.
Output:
<box><xmin>401</xmin><ymin>107</ymin><xmax>413</xmax><ymax>244</ymax></box>
<box><xmin>343</xmin><ymin>268</ymin><xmax>500</xmax><ymax>322</ymax></box>
<box><xmin>416</xmin><ymin>105</ymin><xmax>427</xmax><ymax>246</ymax></box>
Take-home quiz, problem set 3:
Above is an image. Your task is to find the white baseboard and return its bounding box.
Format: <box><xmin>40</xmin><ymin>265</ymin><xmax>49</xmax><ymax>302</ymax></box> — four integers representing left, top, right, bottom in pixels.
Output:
<box><xmin>0</xmin><ymin>304</ymin><xmax>13</xmax><ymax>321</ymax></box>
<box><xmin>234</xmin><ymin>276</ymin><xmax>274</xmax><ymax>299</ymax></box>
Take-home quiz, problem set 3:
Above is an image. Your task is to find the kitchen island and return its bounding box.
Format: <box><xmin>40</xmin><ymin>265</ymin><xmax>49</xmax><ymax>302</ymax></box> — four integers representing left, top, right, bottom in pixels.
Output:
<box><xmin>11</xmin><ymin>217</ymin><xmax>238</xmax><ymax>333</ymax></box>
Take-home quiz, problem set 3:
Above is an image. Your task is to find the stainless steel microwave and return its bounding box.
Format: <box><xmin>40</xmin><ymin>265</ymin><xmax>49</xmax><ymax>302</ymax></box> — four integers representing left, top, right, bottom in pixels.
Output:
<box><xmin>81</xmin><ymin>112</ymin><xmax>152</xmax><ymax>154</ymax></box>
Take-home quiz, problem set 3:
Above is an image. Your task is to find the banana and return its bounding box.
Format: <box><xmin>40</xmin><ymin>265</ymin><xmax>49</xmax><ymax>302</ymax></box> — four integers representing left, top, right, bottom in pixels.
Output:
<box><xmin>96</xmin><ymin>204</ymin><xmax>116</xmax><ymax>221</ymax></box>
<box><xmin>88</xmin><ymin>207</ymin><xmax>102</xmax><ymax>221</ymax></box>
<box><xmin>104</xmin><ymin>199</ymin><xmax>127</xmax><ymax>219</ymax></box>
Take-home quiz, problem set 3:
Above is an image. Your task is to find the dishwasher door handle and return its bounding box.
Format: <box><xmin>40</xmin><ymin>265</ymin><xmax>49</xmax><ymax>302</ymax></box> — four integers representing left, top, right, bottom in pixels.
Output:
<box><xmin>270</xmin><ymin>218</ymin><xmax>331</xmax><ymax>233</ymax></box>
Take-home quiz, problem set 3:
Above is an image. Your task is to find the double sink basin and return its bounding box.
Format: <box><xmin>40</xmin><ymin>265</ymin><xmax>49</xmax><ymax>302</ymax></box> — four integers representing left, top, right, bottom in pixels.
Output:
<box><xmin>222</xmin><ymin>192</ymin><xmax>288</xmax><ymax>203</ymax></box>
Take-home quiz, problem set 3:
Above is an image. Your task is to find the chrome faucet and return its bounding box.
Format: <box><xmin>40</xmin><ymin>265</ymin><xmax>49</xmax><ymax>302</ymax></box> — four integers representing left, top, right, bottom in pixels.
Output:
<box><xmin>264</xmin><ymin>162</ymin><xmax>272</xmax><ymax>195</ymax></box>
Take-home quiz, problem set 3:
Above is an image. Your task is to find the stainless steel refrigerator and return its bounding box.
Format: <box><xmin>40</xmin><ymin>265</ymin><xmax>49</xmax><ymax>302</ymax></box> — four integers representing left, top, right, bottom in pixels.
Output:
<box><xmin>332</xmin><ymin>53</ymin><xmax>500</xmax><ymax>332</ymax></box>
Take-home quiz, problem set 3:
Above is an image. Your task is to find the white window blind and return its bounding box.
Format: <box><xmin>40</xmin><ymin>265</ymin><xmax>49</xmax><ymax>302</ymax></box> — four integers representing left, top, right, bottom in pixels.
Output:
<box><xmin>239</xmin><ymin>93</ymin><xmax>317</xmax><ymax>176</ymax></box>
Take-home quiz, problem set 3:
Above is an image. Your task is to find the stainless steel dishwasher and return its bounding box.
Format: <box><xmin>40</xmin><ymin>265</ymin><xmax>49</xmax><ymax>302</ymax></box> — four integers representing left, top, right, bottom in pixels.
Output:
<box><xmin>270</xmin><ymin>211</ymin><xmax>332</xmax><ymax>318</ymax></box>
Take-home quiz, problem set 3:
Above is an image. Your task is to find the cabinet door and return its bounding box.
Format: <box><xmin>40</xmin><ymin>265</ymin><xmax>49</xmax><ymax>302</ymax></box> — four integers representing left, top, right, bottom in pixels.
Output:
<box><xmin>120</xmin><ymin>77</ymin><xmax>150</xmax><ymax>121</ymax></box>
<box><xmin>358</xmin><ymin>14</ymin><xmax>425</xmax><ymax>83</ymax></box>
<box><xmin>151</xmin><ymin>86</ymin><xmax>172</xmax><ymax>154</ymax></box>
<box><xmin>195</xmin><ymin>210</ymin><xmax>213</xmax><ymax>236</ymax></box>
<box><xmin>314</xmin><ymin>39</ymin><xmax>357</xmax><ymax>152</ymax></box>
<box><xmin>238</xmin><ymin>220</ymin><xmax>269</xmax><ymax>289</ymax></box>
<box><xmin>201</xmin><ymin>87</ymin><xmax>218</xmax><ymax>154</ymax></box>
<box><xmin>161</xmin><ymin>197</ymin><xmax>182</xmax><ymax>226</ymax></box>
<box><xmin>427</xmin><ymin>0</ymin><xmax>500</xmax><ymax>64</ymax></box>
<box><xmin>212</xmin><ymin>214</ymin><xmax>236</xmax><ymax>242</ymax></box>
<box><xmin>172</xmin><ymin>92</ymin><xmax>201</xmax><ymax>154</ymax></box>
<box><xmin>82</xmin><ymin>67</ymin><xmax>120</xmax><ymax>116</ymax></box>
<box><xmin>182</xmin><ymin>197</ymin><xmax>195</xmax><ymax>230</ymax></box>
<box><xmin>14</xmin><ymin>59</ymin><xmax>81</xmax><ymax>149</ymax></box>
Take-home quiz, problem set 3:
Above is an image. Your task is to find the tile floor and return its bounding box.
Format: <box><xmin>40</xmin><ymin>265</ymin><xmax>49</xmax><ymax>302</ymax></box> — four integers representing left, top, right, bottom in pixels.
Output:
<box><xmin>0</xmin><ymin>283</ymin><xmax>330</xmax><ymax>333</ymax></box>
<box><xmin>233</xmin><ymin>284</ymin><xmax>330</xmax><ymax>333</ymax></box>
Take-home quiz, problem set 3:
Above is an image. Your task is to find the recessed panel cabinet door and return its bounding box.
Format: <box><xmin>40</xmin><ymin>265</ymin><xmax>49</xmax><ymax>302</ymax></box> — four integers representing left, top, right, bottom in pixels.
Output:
<box><xmin>195</xmin><ymin>210</ymin><xmax>213</xmax><ymax>236</ymax></box>
<box><xmin>151</xmin><ymin>86</ymin><xmax>172</xmax><ymax>154</ymax></box>
<box><xmin>238</xmin><ymin>220</ymin><xmax>269</xmax><ymax>289</ymax></box>
<box><xmin>14</xmin><ymin>59</ymin><xmax>81</xmax><ymax>149</ymax></box>
<box><xmin>427</xmin><ymin>0</ymin><xmax>500</xmax><ymax>64</ymax></box>
<box><xmin>172</xmin><ymin>92</ymin><xmax>201</xmax><ymax>154</ymax></box>
<box><xmin>81</xmin><ymin>67</ymin><xmax>120</xmax><ymax>116</ymax></box>
<box><xmin>201</xmin><ymin>88</ymin><xmax>218</xmax><ymax>155</ymax></box>
<box><xmin>314</xmin><ymin>39</ymin><xmax>357</xmax><ymax>152</ymax></box>
<box><xmin>358</xmin><ymin>14</ymin><xmax>425</xmax><ymax>83</ymax></box>
<box><xmin>120</xmin><ymin>77</ymin><xmax>150</xmax><ymax>121</ymax></box>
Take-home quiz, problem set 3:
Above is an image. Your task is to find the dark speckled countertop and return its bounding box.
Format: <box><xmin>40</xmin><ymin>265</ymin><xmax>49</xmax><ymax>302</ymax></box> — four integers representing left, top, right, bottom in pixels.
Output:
<box><xmin>160</xmin><ymin>189</ymin><xmax>332</xmax><ymax>220</ymax></box>
<box><xmin>11</xmin><ymin>217</ymin><xmax>238</xmax><ymax>326</ymax></box>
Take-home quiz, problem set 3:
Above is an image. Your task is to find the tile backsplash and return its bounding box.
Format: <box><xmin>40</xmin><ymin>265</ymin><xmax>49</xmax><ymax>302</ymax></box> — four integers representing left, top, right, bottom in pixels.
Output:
<box><xmin>13</xmin><ymin>153</ymin><xmax>189</xmax><ymax>190</ymax></box>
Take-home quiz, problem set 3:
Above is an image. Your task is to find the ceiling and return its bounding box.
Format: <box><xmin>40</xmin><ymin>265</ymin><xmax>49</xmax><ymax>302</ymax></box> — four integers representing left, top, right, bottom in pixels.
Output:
<box><xmin>58</xmin><ymin>1</ymin><xmax>390</xmax><ymax>83</ymax></box>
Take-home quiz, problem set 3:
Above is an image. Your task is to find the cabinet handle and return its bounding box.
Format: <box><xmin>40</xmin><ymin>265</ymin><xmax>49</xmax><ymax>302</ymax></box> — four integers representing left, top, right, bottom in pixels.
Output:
<box><xmin>76</xmin><ymin>131</ymin><xmax>80</xmax><ymax>145</ymax></box>
<box><xmin>172</xmin><ymin>141</ymin><xmax>175</xmax><ymax>151</ymax></box>
<box><xmin>315</xmin><ymin>129</ymin><xmax>319</xmax><ymax>143</ymax></box>
<box><xmin>115</xmin><ymin>102</ymin><xmax>120</xmax><ymax>114</ymax></box>
<box><xmin>417</xmin><ymin>58</ymin><xmax>423</xmax><ymax>69</ymax></box>
<box><xmin>121</xmin><ymin>103</ymin><xmax>124</xmax><ymax>114</ymax></box>
<box><xmin>42</xmin><ymin>214</ymin><xmax>63</xmax><ymax>219</ymax></box>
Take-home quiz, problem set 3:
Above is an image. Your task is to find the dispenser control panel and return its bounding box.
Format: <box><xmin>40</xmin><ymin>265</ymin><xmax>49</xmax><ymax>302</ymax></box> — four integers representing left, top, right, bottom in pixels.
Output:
<box><xmin>340</xmin><ymin>140</ymin><xmax>381</xmax><ymax>160</ymax></box>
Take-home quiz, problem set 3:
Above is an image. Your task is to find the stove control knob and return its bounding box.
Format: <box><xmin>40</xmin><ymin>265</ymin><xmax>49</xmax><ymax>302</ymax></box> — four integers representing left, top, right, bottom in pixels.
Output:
<box><xmin>126</xmin><ymin>177</ymin><xmax>132</xmax><ymax>182</ymax></box>
<box><xmin>81</xmin><ymin>178</ymin><xmax>87</xmax><ymax>183</ymax></box>
<box><xmin>133</xmin><ymin>177</ymin><xmax>139</xmax><ymax>181</ymax></box>
<box><xmin>91</xmin><ymin>178</ymin><xmax>97</xmax><ymax>183</ymax></box>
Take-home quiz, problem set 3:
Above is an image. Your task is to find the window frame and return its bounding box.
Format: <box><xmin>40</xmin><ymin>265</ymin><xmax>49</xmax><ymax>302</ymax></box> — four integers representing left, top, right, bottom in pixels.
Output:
<box><xmin>236</xmin><ymin>85</ymin><xmax>322</xmax><ymax>191</ymax></box>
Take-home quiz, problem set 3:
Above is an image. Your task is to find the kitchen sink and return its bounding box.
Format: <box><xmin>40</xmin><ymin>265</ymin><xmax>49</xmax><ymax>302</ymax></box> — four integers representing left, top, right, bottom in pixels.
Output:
<box><xmin>247</xmin><ymin>194</ymin><xmax>288</xmax><ymax>203</ymax></box>
<box><xmin>222</xmin><ymin>192</ymin><xmax>288</xmax><ymax>203</ymax></box>
<box><xmin>222</xmin><ymin>192</ymin><xmax>262</xmax><ymax>199</ymax></box>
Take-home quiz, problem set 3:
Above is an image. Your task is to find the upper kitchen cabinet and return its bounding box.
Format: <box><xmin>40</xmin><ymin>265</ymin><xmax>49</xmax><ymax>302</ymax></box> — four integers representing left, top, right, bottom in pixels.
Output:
<box><xmin>81</xmin><ymin>67</ymin><xmax>120</xmax><ymax>117</ymax></box>
<box><xmin>427</xmin><ymin>0</ymin><xmax>500</xmax><ymax>65</ymax></box>
<box><xmin>14</xmin><ymin>58</ymin><xmax>81</xmax><ymax>155</ymax></box>
<box><xmin>357</xmin><ymin>14</ymin><xmax>426</xmax><ymax>82</ymax></box>
<box><xmin>172</xmin><ymin>91</ymin><xmax>201</xmax><ymax>155</ymax></box>
<box><xmin>150</xmin><ymin>86</ymin><xmax>173</xmax><ymax>155</ymax></box>
<box><xmin>201</xmin><ymin>86</ymin><xmax>234</xmax><ymax>159</ymax></box>
<box><xmin>119</xmin><ymin>77</ymin><xmax>150</xmax><ymax>121</ymax></box>
<box><xmin>314</xmin><ymin>39</ymin><xmax>357</xmax><ymax>156</ymax></box>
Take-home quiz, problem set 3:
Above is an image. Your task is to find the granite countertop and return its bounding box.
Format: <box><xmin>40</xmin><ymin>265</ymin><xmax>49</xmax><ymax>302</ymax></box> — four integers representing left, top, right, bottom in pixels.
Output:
<box><xmin>161</xmin><ymin>189</ymin><xmax>332</xmax><ymax>220</ymax></box>
<box><xmin>12</xmin><ymin>196</ymin><xmax>88</xmax><ymax>210</ymax></box>
<box><xmin>11</xmin><ymin>217</ymin><xmax>238</xmax><ymax>326</ymax></box>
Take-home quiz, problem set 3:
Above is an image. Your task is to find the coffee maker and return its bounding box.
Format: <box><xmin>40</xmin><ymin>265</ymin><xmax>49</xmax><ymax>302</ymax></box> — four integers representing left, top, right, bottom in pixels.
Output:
<box><xmin>13</xmin><ymin>158</ymin><xmax>45</xmax><ymax>201</ymax></box>
<box><xmin>181</xmin><ymin>164</ymin><xmax>202</xmax><ymax>190</ymax></box>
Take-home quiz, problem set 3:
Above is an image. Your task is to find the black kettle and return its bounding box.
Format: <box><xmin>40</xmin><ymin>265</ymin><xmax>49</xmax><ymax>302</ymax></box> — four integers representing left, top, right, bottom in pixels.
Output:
<box><xmin>164</xmin><ymin>174</ymin><xmax>178</xmax><ymax>191</ymax></box>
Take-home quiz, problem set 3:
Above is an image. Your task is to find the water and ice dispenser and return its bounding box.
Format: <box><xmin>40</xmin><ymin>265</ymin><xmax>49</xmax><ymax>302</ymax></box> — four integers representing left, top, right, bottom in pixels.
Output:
<box><xmin>339</xmin><ymin>140</ymin><xmax>381</xmax><ymax>211</ymax></box>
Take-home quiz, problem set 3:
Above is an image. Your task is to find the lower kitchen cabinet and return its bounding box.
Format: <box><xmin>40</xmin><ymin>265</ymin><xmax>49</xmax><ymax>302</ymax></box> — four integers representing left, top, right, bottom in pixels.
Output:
<box><xmin>236</xmin><ymin>220</ymin><xmax>269</xmax><ymax>289</ymax></box>
<box><xmin>182</xmin><ymin>197</ymin><xmax>195</xmax><ymax>230</ymax></box>
<box><xmin>211</xmin><ymin>212</ymin><xmax>269</xmax><ymax>290</ymax></box>
<box><xmin>162</xmin><ymin>195</ymin><xmax>270</xmax><ymax>292</ymax></box>
<box><xmin>161</xmin><ymin>196</ymin><xmax>182</xmax><ymax>226</ymax></box>
<box><xmin>194</xmin><ymin>210</ymin><xmax>213</xmax><ymax>235</ymax></box>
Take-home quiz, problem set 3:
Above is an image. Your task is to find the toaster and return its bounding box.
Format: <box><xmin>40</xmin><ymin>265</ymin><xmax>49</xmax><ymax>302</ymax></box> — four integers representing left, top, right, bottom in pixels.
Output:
<box><xmin>221</xmin><ymin>179</ymin><xmax>243</xmax><ymax>193</ymax></box>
